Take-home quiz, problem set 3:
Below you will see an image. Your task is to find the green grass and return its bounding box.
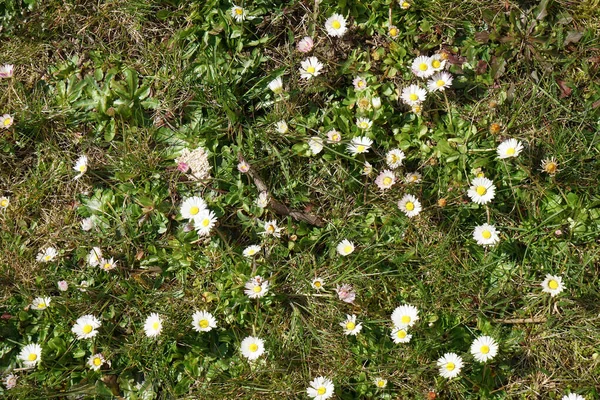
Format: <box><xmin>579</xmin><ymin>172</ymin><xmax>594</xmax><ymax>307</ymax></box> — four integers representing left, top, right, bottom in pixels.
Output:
<box><xmin>1</xmin><ymin>0</ymin><xmax>600</xmax><ymax>399</ymax></box>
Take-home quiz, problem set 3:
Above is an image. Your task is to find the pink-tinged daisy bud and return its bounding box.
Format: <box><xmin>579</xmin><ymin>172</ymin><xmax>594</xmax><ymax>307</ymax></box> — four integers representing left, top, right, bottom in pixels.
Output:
<box><xmin>0</xmin><ymin>64</ymin><xmax>14</xmax><ymax>78</ymax></box>
<box><xmin>177</xmin><ymin>162</ymin><xmax>190</xmax><ymax>173</ymax></box>
<box><xmin>297</xmin><ymin>36</ymin><xmax>314</xmax><ymax>53</ymax></box>
<box><xmin>237</xmin><ymin>161</ymin><xmax>250</xmax><ymax>173</ymax></box>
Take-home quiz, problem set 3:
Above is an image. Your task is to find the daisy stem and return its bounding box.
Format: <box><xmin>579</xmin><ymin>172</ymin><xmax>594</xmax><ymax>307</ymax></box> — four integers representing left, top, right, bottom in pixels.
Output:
<box><xmin>443</xmin><ymin>92</ymin><xmax>453</xmax><ymax>131</ymax></box>
<box><xmin>485</xmin><ymin>205</ymin><xmax>490</xmax><ymax>225</ymax></box>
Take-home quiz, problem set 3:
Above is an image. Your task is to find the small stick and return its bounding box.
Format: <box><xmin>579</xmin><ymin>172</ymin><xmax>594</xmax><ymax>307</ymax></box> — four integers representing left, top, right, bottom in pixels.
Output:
<box><xmin>494</xmin><ymin>317</ymin><xmax>547</xmax><ymax>324</ymax></box>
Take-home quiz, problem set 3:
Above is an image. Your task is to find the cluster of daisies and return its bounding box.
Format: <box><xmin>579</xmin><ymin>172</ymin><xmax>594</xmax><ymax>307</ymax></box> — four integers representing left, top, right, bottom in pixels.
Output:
<box><xmin>0</xmin><ymin>64</ymin><xmax>14</xmax><ymax>132</ymax></box>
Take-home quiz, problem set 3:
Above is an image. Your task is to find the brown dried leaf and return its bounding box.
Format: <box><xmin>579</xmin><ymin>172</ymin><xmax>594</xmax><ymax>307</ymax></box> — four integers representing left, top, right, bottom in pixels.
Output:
<box><xmin>556</xmin><ymin>79</ymin><xmax>572</xmax><ymax>98</ymax></box>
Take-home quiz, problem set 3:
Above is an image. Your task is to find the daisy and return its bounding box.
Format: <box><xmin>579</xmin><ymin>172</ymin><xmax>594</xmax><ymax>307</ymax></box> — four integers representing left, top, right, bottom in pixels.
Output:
<box><xmin>268</xmin><ymin>77</ymin><xmax>283</xmax><ymax>94</ymax></box>
<box><xmin>256</xmin><ymin>191</ymin><xmax>269</xmax><ymax>208</ymax></box>
<box><xmin>307</xmin><ymin>376</ymin><xmax>334</xmax><ymax>400</ymax></box>
<box><xmin>437</xmin><ymin>353</ymin><xmax>464</xmax><ymax>379</ymax></box>
<box><xmin>73</xmin><ymin>155</ymin><xmax>88</xmax><ymax>179</ymax></box>
<box><xmin>541</xmin><ymin>274</ymin><xmax>565</xmax><ymax>297</ymax></box>
<box><xmin>275</xmin><ymin>120</ymin><xmax>289</xmax><ymax>133</ymax></box>
<box><xmin>57</xmin><ymin>280</ymin><xmax>68</xmax><ymax>291</ymax></box>
<box><xmin>391</xmin><ymin>304</ymin><xmax>419</xmax><ymax>328</ymax></box>
<box><xmin>243</xmin><ymin>245</ymin><xmax>261</xmax><ymax>257</ymax></box>
<box><xmin>357</xmin><ymin>97</ymin><xmax>371</xmax><ymax>110</ymax></box>
<box><xmin>541</xmin><ymin>157</ymin><xmax>559</xmax><ymax>175</ymax></box>
<box><xmin>1</xmin><ymin>114</ymin><xmax>13</xmax><ymax>129</ymax></box>
<box><xmin>430</xmin><ymin>54</ymin><xmax>446</xmax><ymax>71</ymax></box>
<box><xmin>386</xmin><ymin>148</ymin><xmax>405</xmax><ymax>168</ymax></box>
<box><xmin>473</xmin><ymin>223</ymin><xmax>500</xmax><ymax>246</ymax></box>
<box><xmin>231</xmin><ymin>5</ymin><xmax>247</xmax><ymax>22</ymax></box>
<box><xmin>411</xmin><ymin>56</ymin><xmax>434</xmax><ymax>78</ymax></box>
<box><xmin>309</xmin><ymin>136</ymin><xmax>324</xmax><ymax>155</ymax></box>
<box><xmin>0</xmin><ymin>64</ymin><xmax>14</xmax><ymax>78</ymax></box>
<box><xmin>471</xmin><ymin>335</ymin><xmax>499</xmax><ymax>362</ymax></box>
<box><xmin>72</xmin><ymin>315</ymin><xmax>101</xmax><ymax>340</ymax></box>
<box><xmin>311</xmin><ymin>277</ymin><xmax>325</xmax><ymax>290</ymax></box>
<box><xmin>388</xmin><ymin>25</ymin><xmax>399</xmax><ymax>38</ymax></box>
<box><xmin>336</xmin><ymin>239</ymin><xmax>355</xmax><ymax>256</ymax></box>
<box><xmin>399</xmin><ymin>1</ymin><xmax>411</xmax><ymax>9</ymax></box>
<box><xmin>194</xmin><ymin>209</ymin><xmax>217</xmax><ymax>236</ymax></box>
<box><xmin>37</xmin><ymin>247</ymin><xmax>58</xmax><ymax>263</ymax></box>
<box><xmin>347</xmin><ymin>136</ymin><xmax>373</xmax><ymax>155</ymax></box>
<box><xmin>375</xmin><ymin>170</ymin><xmax>396</xmax><ymax>191</ymax></box>
<box><xmin>99</xmin><ymin>257</ymin><xmax>117</xmax><ymax>272</ymax></box>
<box><xmin>411</xmin><ymin>104</ymin><xmax>423</xmax><ymax>114</ymax></box>
<box><xmin>391</xmin><ymin>327</ymin><xmax>412</xmax><ymax>343</ymax></box>
<box><xmin>467</xmin><ymin>177</ymin><xmax>496</xmax><ymax>205</ymax></box>
<box><xmin>19</xmin><ymin>343</ymin><xmax>42</xmax><ymax>368</ymax></box>
<box><xmin>180</xmin><ymin>196</ymin><xmax>207</xmax><ymax>221</ymax></box>
<box><xmin>144</xmin><ymin>313</ymin><xmax>163</xmax><ymax>337</ymax></box>
<box><xmin>78</xmin><ymin>280</ymin><xmax>89</xmax><ymax>292</ymax></box>
<box><xmin>3</xmin><ymin>373</ymin><xmax>17</xmax><ymax>389</ymax></box>
<box><xmin>372</xmin><ymin>97</ymin><xmax>382</xmax><ymax>109</ymax></box>
<box><xmin>191</xmin><ymin>310</ymin><xmax>217</xmax><ymax>332</ymax></box>
<box><xmin>401</xmin><ymin>84</ymin><xmax>427</xmax><ymax>106</ymax></box>
<box><xmin>562</xmin><ymin>394</ymin><xmax>586</xmax><ymax>400</ymax></box>
<box><xmin>31</xmin><ymin>297</ymin><xmax>51</xmax><ymax>311</ymax></box>
<box><xmin>353</xmin><ymin>76</ymin><xmax>368</xmax><ymax>91</ymax></box>
<box><xmin>373</xmin><ymin>377</ymin><xmax>387</xmax><ymax>389</ymax></box>
<box><xmin>326</xmin><ymin>129</ymin><xmax>342</xmax><ymax>143</ymax></box>
<box><xmin>362</xmin><ymin>161</ymin><xmax>373</xmax><ymax>176</ymax></box>
<box><xmin>356</xmin><ymin>117</ymin><xmax>372</xmax><ymax>130</ymax></box>
<box><xmin>405</xmin><ymin>172</ymin><xmax>422</xmax><ymax>184</ymax></box>
<box><xmin>297</xmin><ymin>36</ymin><xmax>314</xmax><ymax>53</ymax></box>
<box><xmin>397</xmin><ymin>194</ymin><xmax>422</xmax><ymax>218</ymax></box>
<box><xmin>335</xmin><ymin>284</ymin><xmax>356</xmax><ymax>303</ymax></box>
<box><xmin>299</xmin><ymin>57</ymin><xmax>324</xmax><ymax>80</ymax></box>
<box><xmin>87</xmin><ymin>353</ymin><xmax>106</xmax><ymax>371</ymax></box>
<box><xmin>244</xmin><ymin>275</ymin><xmax>269</xmax><ymax>299</ymax></box>
<box><xmin>240</xmin><ymin>336</ymin><xmax>265</xmax><ymax>361</ymax></box>
<box><xmin>81</xmin><ymin>217</ymin><xmax>94</xmax><ymax>231</ymax></box>
<box><xmin>0</xmin><ymin>196</ymin><xmax>9</xmax><ymax>209</ymax></box>
<box><xmin>497</xmin><ymin>138</ymin><xmax>524</xmax><ymax>159</ymax></box>
<box><xmin>427</xmin><ymin>72</ymin><xmax>453</xmax><ymax>92</ymax></box>
<box><xmin>237</xmin><ymin>161</ymin><xmax>250</xmax><ymax>173</ymax></box>
<box><xmin>340</xmin><ymin>314</ymin><xmax>362</xmax><ymax>336</ymax></box>
<box><xmin>324</xmin><ymin>13</ymin><xmax>347</xmax><ymax>37</ymax></box>
<box><xmin>87</xmin><ymin>247</ymin><xmax>103</xmax><ymax>267</ymax></box>
<box><xmin>260</xmin><ymin>220</ymin><xmax>283</xmax><ymax>238</ymax></box>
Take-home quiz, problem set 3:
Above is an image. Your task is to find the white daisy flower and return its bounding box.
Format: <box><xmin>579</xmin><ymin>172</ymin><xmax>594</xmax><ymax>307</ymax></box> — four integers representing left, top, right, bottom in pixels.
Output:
<box><xmin>375</xmin><ymin>170</ymin><xmax>396</xmax><ymax>191</ymax></box>
<box><xmin>0</xmin><ymin>64</ymin><xmax>14</xmax><ymax>78</ymax></box>
<box><xmin>299</xmin><ymin>57</ymin><xmax>324</xmax><ymax>80</ymax></box>
<box><xmin>73</xmin><ymin>155</ymin><xmax>88</xmax><ymax>179</ymax></box>
<box><xmin>562</xmin><ymin>394</ymin><xmax>586</xmax><ymax>400</ymax></box>
<box><xmin>78</xmin><ymin>280</ymin><xmax>89</xmax><ymax>292</ymax></box>
<box><xmin>268</xmin><ymin>77</ymin><xmax>283</xmax><ymax>94</ymax></box>
<box><xmin>244</xmin><ymin>275</ymin><xmax>269</xmax><ymax>299</ymax></box>
<box><xmin>99</xmin><ymin>257</ymin><xmax>117</xmax><ymax>272</ymax></box>
<box><xmin>411</xmin><ymin>104</ymin><xmax>423</xmax><ymax>114</ymax></box>
<box><xmin>541</xmin><ymin>157</ymin><xmax>559</xmax><ymax>175</ymax></box>
<box><xmin>309</xmin><ymin>136</ymin><xmax>324</xmax><ymax>155</ymax></box>
<box><xmin>405</xmin><ymin>172</ymin><xmax>422</xmax><ymax>184</ymax></box>
<box><xmin>430</xmin><ymin>54</ymin><xmax>446</xmax><ymax>71</ymax></box>
<box><xmin>362</xmin><ymin>161</ymin><xmax>373</xmax><ymax>176</ymax></box>
<box><xmin>57</xmin><ymin>280</ymin><xmax>68</xmax><ymax>291</ymax></box>
<box><xmin>81</xmin><ymin>217</ymin><xmax>94</xmax><ymax>231</ymax></box>
<box><xmin>390</xmin><ymin>327</ymin><xmax>412</xmax><ymax>343</ymax></box>
<box><xmin>473</xmin><ymin>223</ymin><xmax>500</xmax><ymax>246</ymax></box>
<box><xmin>194</xmin><ymin>209</ymin><xmax>217</xmax><ymax>236</ymax></box>
<box><xmin>470</xmin><ymin>335</ymin><xmax>499</xmax><ymax>363</ymax></box>
<box><xmin>373</xmin><ymin>377</ymin><xmax>387</xmax><ymax>389</ymax></box>
<box><xmin>397</xmin><ymin>194</ymin><xmax>422</xmax><ymax>218</ymax></box>
<box><xmin>311</xmin><ymin>277</ymin><xmax>325</xmax><ymax>290</ymax></box>
<box><xmin>541</xmin><ymin>274</ymin><xmax>565</xmax><ymax>297</ymax></box>
<box><xmin>240</xmin><ymin>336</ymin><xmax>265</xmax><ymax>361</ymax></box>
<box><xmin>353</xmin><ymin>76</ymin><xmax>368</xmax><ymax>91</ymax></box>
<box><xmin>275</xmin><ymin>120</ymin><xmax>289</xmax><ymax>133</ymax></box>
<box><xmin>336</xmin><ymin>239</ymin><xmax>355</xmax><ymax>256</ymax></box>
<box><xmin>180</xmin><ymin>196</ymin><xmax>207</xmax><ymax>221</ymax></box>
<box><xmin>191</xmin><ymin>310</ymin><xmax>217</xmax><ymax>333</ymax></box>
<box><xmin>324</xmin><ymin>13</ymin><xmax>347</xmax><ymax>37</ymax></box>
<box><xmin>3</xmin><ymin>373</ymin><xmax>17</xmax><ymax>389</ymax></box>
<box><xmin>437</xmin><ymin>353</ymin><xmax>464</xmax><ymax>379</ymax></box>
<box><xmin>347</xmin><ymin>136</ymin><xmax>373</xmax><ymax>156</ymax></box>
<box><xmin>260</xmin><ymin>220</ymin><xmax>283</xmax><ymax>237</ymax></box>
<box><xmin>326</xmin><ymin>129</ymin><xmax>342</xmax><ymax>143</ymax></box>
<box><xmin>19</xmin><ymin>343</ymin><xmax>42</xmax><ymax>368</ymax></box>
<box><xmin>231</xmin><ymin>5</ymin><xmax>247</xmax><ymax>22</ymax></box>
<box><xmin>411</xmin><ymin>55</ymin><xmax>434</xmax><ymax>78</ymax></box>
<box><xmin>386</xmin><ymin>148</ymin><xmax>405</xmax><ymax>169</ymax></box>
<box><xmin>37</xmin><ymin>247</ymin><xmax>58</xmax><ymax>263</ymax></box>
<box><xmin>336</xmin><ymin>284</ymin><xmax>356</xmax><ymax>303</ymax></box>
<box><xmin>497</xmin><ymin>138</ymin><xmax>524</xmax><ymax>159</ymax></box>
<box><xmin>307</xmin><ymin>376</ymin><xmax>334</xmax><ymax>400</ymax></box>
<box><xmin>391</xmin><ymin>304</ymin><xmax>419</xmax><ymax>328</ymax></box>
<box><xmin>87</xmin><ymin>353</ymin><xmax>105</xmax><ymax>371</ymax></box>
<box><xmin>427</xmin><ymin>72</ymin><xmax>453</xmax><ymax>92</ymax></box>
<box><xmin>143</xmin><ymin>313</ymin><xmax>163</xmax><ymax>337</ymax></box>
<box><xmin>243</xmin><ymin>245</ymin><xmax>261</xmax><ymax>257</ymax></box>
<box><xmin>297</xmin><ymin>36</ymin><xmax>314</xmax><ymax>53</ymax></box>
<box><xmin>340</xmin><ymin>314</ymin><xmax>362</xmax><ymax>336</ymax></box>
<box><xmin>0</xmin><ymin>196</ymin><xmax>9</xmax><ymax>209</ymax></box>
<box><xmin>399</xmin><ymin>1</ymin><xmax>411</xmax><ymax>9</ymax></box>
<box><xmin>356</xmin><ymin>117</ymin><xmax>372</xmax><ymax>130</ymax></box>
<box><xmin>87</xmin><ymin>247</ymin><xmax>103</xmax><ymax>267</ymax></box>
<box><xmin>256</xmin><ymin>191</ymin><xmax>269</xmax><ymax>208</ymax></box>
<box><xmin>467</xmin><ymin>177</ymin><xmax>496</xmax><ymax>205</ymax></box>
<box><xmin>31</xmin><ymin>297</ymin><xmax>51</xmax><ymax>311</ymax></box>
<box><xmin>388</xmin><ymin>25</ymin><xmax>399</xmax><ymax>38</ymax></box>
<box><xmin>237</xmin><ymin>161</ymin><xmax>250</xmax><ymax>173</ymax></box>
<box><xmin>72</xmin><ymin>315</ymin><xmax>101</xmax><ymax>340</ymax></box>
<box><xmin>401</xmin><ymin>84</ymin><xmax>427</xmax><ymax>106</ymax></box>
<box><xmin>1</xmin><ymin>114</ymin><xmax>14</xmax><ymax>129</ymax></box>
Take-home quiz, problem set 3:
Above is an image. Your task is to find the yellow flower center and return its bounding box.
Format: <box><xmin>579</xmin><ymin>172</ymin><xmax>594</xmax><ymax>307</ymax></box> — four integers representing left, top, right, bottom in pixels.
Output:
<box><xmin>482</xmin><ymin>230</ymin><xmax>492</xmax><ymax>239</ymax></box>
<box><xmin>104</xmin><ymin>263</ymin><xmax>111</xmax><ymax>270</ymax></box>
<box><xmin>331</xmin><ymin>20</ymin><xmax>341</xmax><ymax>29</ymax></box>
<box><xmin>548</xmin><ymin>279</ymin><xmax>559</xmax><ymax>289</ymax></box>
<box><xmin>383</xmin><ymin>177</ymin><xmax>392</xmax><ymax>186</ymax></box>
<box><xmin>357</xmin><ymin>80</ymin><xmax>365</xmax><ymax>87</ymax></box>
<box><xmin>44</xmin><ymin>255</ymin><xmax>52</xmax><ymax>261</ymax></box>
<box><xmin>83</xmin><ymin>324</ymin><xmax>93</xmax><ymax>334</ymax></box>
<box><xmin>405</xmin><ymin>202</ymin><xmax>414</xmax><ymax>211</ymax></box>
<box><xmin>377</xmin><ymin>380</ymin><xmax>385</xmax><ymax>387</ymax></box>
<box><xmin>506</xmin><ymin>148</ymin><xmax>515</xmax><ymax>156</ymax></box>
<box><xmin>247</xmin><ymin>249</ymin><xmax>256</xmax><ymax>255</ymax></box>
<box><xmin>389</xmin><ymin>28</ymin><xmax>398</xmax><ymax>36</ymax></box>
<box><xmin>419</xmin><ymin>63</ymin><xmax>428</xmax><ymax>71</ymax></box>
<box><xmin>356</xmin><ymin>145</ymin><xmax>366</xmax><ymax>152</ymax></box>
<box><xmin>28</xmin><ymin>353</ymin><xmax>38</xmax><ymax>361</ymax></box>
<box><xmin>332</xmin><ymin>134</ymin><xmax>339</xmax><ymax>141</ymax></box>
<box><xmin>79</xmin><ymin>165</ymin><xmax>87</xmax><ymax>172</ymax></box>
<box><xmin>253</xmin><ymin>285</ymin><xmax>262</xmax><ymax>293</ymax></box>
<box><xmin>409</xmin><ymin>93</ymin><xmax>418</xmax><ymax>101</ymax></box>
<box><xmin>480</xmin><ymin>345</ymin><xmax>490</xmax><ymax>354</ymax></box>
<box><xmin>190</xmin><ymin>206</ymin><xmax>199</xmax><ymax>215</ymax></box>
<box><xmin>436</xmin><ymin>79</ymin><xmax>445</xmax><ymax>87</ymax></box>
<box><xmin>432</xmin><ymin>60</ymin><xmax>441</xmax><ymax>68</ymax></box>
<box><xmin>396</xmin><ymin>329</ymin><xmax>407</xmax><ymax>339</ymax></box>
<box><xmin>306</xmin><ymin>66</ymin><xmax>316</xmax><ymax>74</ymax></box>
<box><xmin>3</xmin><ymin>118</ymin><xmax>11</xmax><ymax>126</ymax></box>
<box><xmin>343</xmin><ymin>245</ymin><xmax>353</xmax><ymax>253</ymax></box>
<box><xmin>402</xmin><ymin>2</ymin><xmax>410</xmax><ymax>8</ymax></box>
<box><xmin>202</xmin><ymin>218</ymin><xmax>210</xmax><ymax>227</ymax></box>
<box><xmin>249</xmin><ymin>343</ymin><xmax>259</xmax><ymax>352</ymax></box>
<box><xmin>266</xmin><ymin>225</ymin><xmax>275</xmax><ymax>233</ymax></box>
<box><xmin>545</xmin><ymin>162</ymin><xmax>557</xmax><ymax>173</ymax></box>
<box><xmin>93</xmin><ymin>357</ymin><xmax>102</xmax><ymax>366</ymax></box>
<box><xmin>477</xmin><ymin>172</ymin><xmax>485</xmax><ymax>178</ymax></box>
<box><xmin>314</xmin><ymin>281</ymin><xmax>322</xmax><ymax>287</ymax></box>
<box><xmin>401</xmin><ymin>315</ymin><xmax>411</xmax><ymax>324</ymax></box>
<box><xmin>152</xmin><ymin>322</ymin><xmax>160</xmax><ymax>330</ymax></box>
<box><xmin>0</xmin><ymin>199</ymin><xmax>7</xmax><ymax>207</ymax></box>
<box><xmin>38</xmin><ymin>303</ymin><xmax>46</xmax><ymax>308</ymax></box>
<box><xmin>476</xmin><ymin>186</ymin><xmax>487</xmax><ymax>196</ymax></box>
<box><xmin>446</xmin><ymin>362</ymin><xmax>455</xmax><ymax>371</ymax></box>
<box><xmin>199</xmin><ymin>319</ymin><xmax>209</xmax><ymax>328</ymax></box>
<box><xmin>235</xmin><ymin>8</ymin><xmax>243</xmax><ymax>15</ymax></box>
<box><xmin>359</xmin><ymin>122</ymin><xmax>368</xmax><ymax>129</ymax></box>
<box><xmin>317</xmin><ymin>387</ymin><xmax>327</xmax><ymax>395</ymax></box>
<box><xmin>410</xmin><ymin>175</ymin><xmax>417</xmax><ymax>181</ymax></box>
<box><xmin>346</xmin><ymin>321</ymin><xmax>356</xmax><ymax>330</ymax></box>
